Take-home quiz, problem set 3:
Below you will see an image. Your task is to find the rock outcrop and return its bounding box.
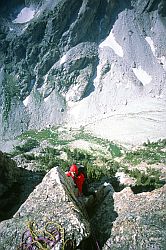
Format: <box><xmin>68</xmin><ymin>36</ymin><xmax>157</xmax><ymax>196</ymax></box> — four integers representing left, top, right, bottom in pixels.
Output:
<box><xmin>0</xmin><ymin>167</ymin><xmax>91</xmax><ymax>249</ymax></box>
<box><xmin>0</xmin><ymin>161</ymin><xmax>166</xmax><ymax>249</ymax></box>
<box><xmin>0</xmin><ymin>150</ymin><xmax>20</xmax><ymax>197</ymax></box>
<box><xmin>0</xmin><ymin>0</ymin><xmax>115</xmax><ymax>140</ymax></box>
<box><xmin>0</xmin><ymin>150</ymin><xmax>22</xmax><ymax>220</ymax></box>
<box><xmin>91</xmin><ymin>184</ymin><xmax>166</xmax><ymax>249</ymax></box>
<box><xmin>0</xmin><ymin>0</ymin><xmax>165</xmax><ymax>146</ymax></box>
<box><xmin>0</xmin><ymin>150</ymin><xmax>44</xmax><ymax>222</ymax></box>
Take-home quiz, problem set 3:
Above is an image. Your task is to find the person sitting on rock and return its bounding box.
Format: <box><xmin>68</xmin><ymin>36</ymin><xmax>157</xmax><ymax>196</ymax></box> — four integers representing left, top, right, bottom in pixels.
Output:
<box><xmin>66</xmin><ymin>164</ymin><xmax>96</xmax><ymax>198</ymax></box>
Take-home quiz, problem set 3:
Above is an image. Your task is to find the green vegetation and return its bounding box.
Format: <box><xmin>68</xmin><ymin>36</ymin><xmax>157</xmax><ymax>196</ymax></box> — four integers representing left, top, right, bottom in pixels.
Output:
<box><xmin>123</xmin><ymin>166</ymin><xmax>163</xmax><ymax>191</ymax></box>
<box><xmin>35</xmin><ymin>147</ymin><xmax>69</xmax><ymax>172</ymax></box>
<box><xmin>2</xmin><ymin>72</ymin><xmax>20</xmax><ymax>121</ymax></box>
<box><xmin>64</xmin><ymin>147</ymin><xmax>96</xmax><ymax>164</ymax></box>
<box><xmin>75</xmin><ymin>131</ymin><xmax>123</xmax><ymax>158</ymax></box>
<box><xmin>14</xmin><ymin>139</ymin><xmax>39</xmax><ymax>153</ymax></box>
<box><xmin>13</xmin><ymin>128</ymin><xmax>165</xmax><ymax>192</ymax></box>
<box><xmin>108</xmin><ymin>143</ymin><xmax>122</xmax><ymax>157</ymax></box>
<box><xmin>18</xmin><ymin>128</ymin><xmax>73</xmax><ymax>146</ymax></box>
<box><xmin>75</xmin><ymin>131</ymin><xmax>111</xmax><ymax>146</ymax></box>
<box><xmin>123</xmin><ymin>139</ymin><xmax>166</xmax><ymax>165</ymax></box>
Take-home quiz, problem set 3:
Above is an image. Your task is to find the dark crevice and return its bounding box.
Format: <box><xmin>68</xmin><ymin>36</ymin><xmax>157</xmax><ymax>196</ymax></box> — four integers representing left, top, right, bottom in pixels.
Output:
<box><xmin>0</xmin><ymin>0</ymin><xmax>24</xmax><ymax>18</ymax></box>
<box><xmin>148</xmin><ymin>0</ymin><xmax>161</xmax><ymax>12</ymax></box>
<box><xmin>0</xmin><ymin>169</ymin><xmax>44</xmax><ymax>222</ymax></box>
<box><xmin>78</xmin><ymin>235</ymin><xmax>100</xmax><ymax>250</ymax></box>
<box><xmin>131</xmin><ymin>180</ymin><xmax>165</xmax><ymax>194</ymax></box>
<box><xmin>0</xmin><ymin>182</ymin><xmax>21</xmax><ymax>221</ymax></box>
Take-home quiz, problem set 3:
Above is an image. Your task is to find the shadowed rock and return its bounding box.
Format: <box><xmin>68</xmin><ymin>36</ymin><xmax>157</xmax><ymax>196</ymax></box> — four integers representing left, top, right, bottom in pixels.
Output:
<box><xmin>0</xmin><ymin>167</ymin><xmax>91</xmax><ymax>249</ymax></box>
<box><xmin>99</xmin><ymin>185</ymin><xmax>166</xmax><ymax>249</ymax></box>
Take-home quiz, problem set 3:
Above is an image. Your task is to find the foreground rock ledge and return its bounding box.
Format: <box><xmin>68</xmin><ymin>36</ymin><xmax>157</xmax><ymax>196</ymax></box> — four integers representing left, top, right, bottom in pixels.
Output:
<box><xmin>0</xmin><ymin>167</ymin><xmax>91</xmax><ymax>249</ymax></box>
<box><xmin>99</xmin><ymin>185</ymin><xmax>166</xmax><ymax>249</ymax></box>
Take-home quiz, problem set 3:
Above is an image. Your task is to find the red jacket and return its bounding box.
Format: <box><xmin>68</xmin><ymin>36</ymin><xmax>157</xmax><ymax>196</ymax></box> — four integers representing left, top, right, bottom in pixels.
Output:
<box><xmin>66</xmin><ymin>164</ymin><xmax>85</xmax><ymax>193</ymax></box>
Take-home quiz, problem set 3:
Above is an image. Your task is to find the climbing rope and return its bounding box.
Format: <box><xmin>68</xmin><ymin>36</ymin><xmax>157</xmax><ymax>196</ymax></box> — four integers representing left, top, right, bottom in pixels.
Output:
<box><xmin>18</xmin><ymin>220</ymin><xmax>76</xmax><ymax>250</ymax></box>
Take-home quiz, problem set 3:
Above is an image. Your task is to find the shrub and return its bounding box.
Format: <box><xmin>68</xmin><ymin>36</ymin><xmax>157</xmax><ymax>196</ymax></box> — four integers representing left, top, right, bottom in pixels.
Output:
<box><xmin>86</xmin><ymin>163</ymin><xmax>105</xmax><ymax>182</ymax></box>
<box><xmin>15</xmin><ymin>139</ymin><xmax>39</xmax><ymax>153</ymax></box>
<box><xmin>124</xmin><ymin>139</ymin><xmax>166</xmax><ymax>165</ymax></box>
<box><xmin>35</xmin><ymin>147</ymin><xmax>71</xmax><ymax>172</ymax></box>
<box><xmin>64</xmin><ymin>147</ymin><xmax>96</xmax><ymax>163</ymax></box>
<box><xmin>108</xmin><ymin>143</ymin><xmax>122</xmax><ymax>157</ymax></box>
<box><xmin>2</xmin><ymin>72</ymin><xmax>20</xmax><ymax>121</ymax></box>
<box><xmin>124</xmin><ymin>167</ymin><xmax>163</xmax><ymax>192</ymax></box>
<box><xmin>23</xmin><ymin>153</ymin><xmax>36</xmax><ymax>161</ymax></box>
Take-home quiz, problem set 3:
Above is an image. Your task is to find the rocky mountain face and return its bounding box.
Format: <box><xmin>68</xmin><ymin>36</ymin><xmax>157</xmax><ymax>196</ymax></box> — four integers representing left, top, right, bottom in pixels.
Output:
<box><xmin>0</xmin><ymin>165</ymin><xmax>165</xmax><ymax>249</ymax></box>
<box><xmin>0</xmin><ymin>2</ymin><xmax>166</xmax><ymax>248</ymax></box>
<box><xmin>0</xmin><ymin>0</ymin><xmax>165</xmax><ymax>147</ymax></box>
<box><xmin>93</xmin><ymin>184</ymin><xmax>166</xmax><ymax>249</ymax></box>
<box><xmin>0</xmin><ymin>150</ymin><xmax>19</xmax><ymax>197</ymax></box>
<box><xmin>0</xmin><ymin>150</ymin><xmax>43</xmax><ymax>221</ymax></box>
<box><xmin>0</xmin><ymin>167</ymin><xmax>91</xmax><ymax>249</ymax></box>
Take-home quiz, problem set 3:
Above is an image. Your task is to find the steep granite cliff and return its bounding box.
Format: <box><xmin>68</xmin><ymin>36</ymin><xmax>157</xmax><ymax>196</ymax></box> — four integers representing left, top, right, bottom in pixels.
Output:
<box><xmin>0</xmin><ymin>0</ymin><xmax>165</xmax><ymax>146</ymax></box>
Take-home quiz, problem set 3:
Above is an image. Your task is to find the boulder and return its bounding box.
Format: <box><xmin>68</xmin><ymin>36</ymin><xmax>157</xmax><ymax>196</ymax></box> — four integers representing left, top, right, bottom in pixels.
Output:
<box><xmin>91</xmin><ymin>184</ymin><xmax>166</xmax><ymax>249</ymax></box>
<box><xmin>0</xmin><ymin>150</ymin><xmax>45</xmax><ymax>222</ymax></box>
<box><xmin>0</xmin><ymin>150</ymin><xmax>20</xmax><ymax>197</ymax></box>
<box><xmin>0</xmin><ymin>167</ymin><xmax>91</xmax><ymax>249</ymax></box>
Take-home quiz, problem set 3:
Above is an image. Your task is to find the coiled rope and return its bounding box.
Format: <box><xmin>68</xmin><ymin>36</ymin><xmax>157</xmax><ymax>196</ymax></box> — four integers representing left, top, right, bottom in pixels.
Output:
<box><xmin>18</xmin><ymin>220</ymin><xmax>76</xmax><ymax>250</ymax></box>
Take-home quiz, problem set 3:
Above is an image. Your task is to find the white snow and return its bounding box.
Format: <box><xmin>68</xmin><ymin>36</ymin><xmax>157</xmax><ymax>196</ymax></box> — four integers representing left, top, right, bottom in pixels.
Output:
<box><xmin>0</xmin><ymin>67</ymin><xmax>4</xmax><ymax>83</ymax></box>
<box><xmin>94</xmin><ymin>64</ymin><xmax>101</xmax><ymax>84</ymax></box>
<box><xmin>43</xmin><ymin>72</ymin><xmax>50</xmax><ymax>85</ymax></box>
<box><xmin>23</xmin><ymin>95</ymin><xmax>30</xmax><ymax>107</ymax></box>
<box><xmin>99</xmin><ymin>31</ymin><xmax>124</xmax><ymax>57</ymax></box>
<box><xmin>145</xmin><ymin>37</ymin><xmax>156</xmax><ymax>55</ymax></box>
<box><xmin>93</xmin><ymin>62</ymin><xmax>104</xmax><ymax>85</ymax></box>
<box><xmin>132</xmin><ymin>66</ymin><xmax>152</xmax><ymax>85</ymax></box>
<box><xmin>69</xmin><ymin>99</ymin><xmax>86</xmax><ymax>118</ymax></box>
<box><xmin>44</xmin><ymin>95</ymin><xmax>51</xmax><ymax>102</ymax></box>
<box><xmin>60</xmin><ymin>54</ymin><xmax>67</xmax><ymax>65</ymax></box>
<box><xmin>145</xmin><ymin>37</ymin><xmax>166</xmax><ymax>70</ymax></box>
<box><xmin>12</xmin><ymin>7</ymin><xmax>35</xmax><ymax>24</ymax></box>
<box><xmin>158</xmin><ymin>56</ymin><xmax>166</xmax><ymax>71</ymax></box>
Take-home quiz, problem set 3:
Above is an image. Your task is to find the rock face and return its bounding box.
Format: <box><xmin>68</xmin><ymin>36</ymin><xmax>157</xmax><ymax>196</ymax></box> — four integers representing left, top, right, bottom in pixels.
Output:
<box><xmin>0</xmin><ymin>167</ymin><xmax>91</xmax><ymax>249</ymax></box>
<box><xmin>0</xmin><ymin>161</ymin><xmax>166</xmax><ymax>249</ymax></box>
<box><xmin>0</xmin><ymin>150</ymin><xmax>44</xmax><ymax>221</ymax></box>
<box><xmin>91</xmin><ymin>184</ymin><xmax>166</xmax><ymax>249</ymax></box>
<box><xmin>0</xmin><ymin>0</ymin><xmax>166</xmax><ymax>146</ymax></box>
<box><xmin>0</xmin><ymin>150</ymin><xmax>22</xmax><ymax>220</ymax></box>
<box><xmin>0</xmin><ymin>150</ymin><xmax>20</xmax><ymax>197</ymax></box>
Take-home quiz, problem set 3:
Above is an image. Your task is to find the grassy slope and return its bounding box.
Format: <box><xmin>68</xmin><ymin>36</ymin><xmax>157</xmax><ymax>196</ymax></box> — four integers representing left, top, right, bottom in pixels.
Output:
<box><xmin>10</xmin><ymin>127</ymin><xmax>166</xmax><ymax>193</ymax></box>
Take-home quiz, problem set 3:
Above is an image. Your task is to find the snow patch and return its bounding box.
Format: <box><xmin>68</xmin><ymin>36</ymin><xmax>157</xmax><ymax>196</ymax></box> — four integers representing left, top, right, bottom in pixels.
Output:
<box><xmin>60</xmin><ymin>54</ymin><xmax>67</xmax><ymax>65</ymax></box>
<box><xmin>158</xmin><ymin>56</ymin><xmax>166</xmax><ymax>71</ymax></box>
<box><xmin>44</xmin><ymin>95</ymin><xmax>51</xmax><ymax>102</ymax></box>
<box><xmin>23</xmin><ymin>95</ymin><xmax>30</xmax><ymax>107</ymax></box>
<box><xmin>145</xmin><ymin>37</ymin><xmax>166</xmax><ymax>70</ymax></box>
<box><xmin>93</xmin><ymin>62</ymin><xmax>105</xmax><ymax>85</ymax></box>
<box><xmin>44</xmin><ymin>73</ymin><xmax>49</xmax><ymax>84</ymax></box>
<box><xmin>99</xmin><ymin>31</ymin><xmax>124</xmax><ymax>57</ymax></box>
<box><xmin>145</xmin><ymin>37</ymin><xmax>155</xmax><ymax>55</ymax></box>
<box><xmin>12</xmin><ymin>7</ymin><xmax>35</xmax><ymax>23</ymax></box>
<box><xmin>110</xmin><ymin>63</ymin><xmax>115</xmax><ymax>77</ymax></box>
<box><xmin>0</xmin><ymin>67</ymin><xmax>4</xmax><ymax>83</ymax></box>
<box><xmin>132</xmin><ymin>66</ymin><xmax>152</xmax><ymax>85</ymax></box>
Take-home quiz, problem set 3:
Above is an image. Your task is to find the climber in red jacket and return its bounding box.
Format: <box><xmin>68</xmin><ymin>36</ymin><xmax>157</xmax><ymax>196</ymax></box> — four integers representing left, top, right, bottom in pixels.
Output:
<box><xmin>66</xmin><ymin>164</ymin><xmax>96</xmax><ymax>199</ymax></box>
<box><xmin>66</xmin><ymin>164</ymin><xmax>85</xmax><ymax>194</ymax></box>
